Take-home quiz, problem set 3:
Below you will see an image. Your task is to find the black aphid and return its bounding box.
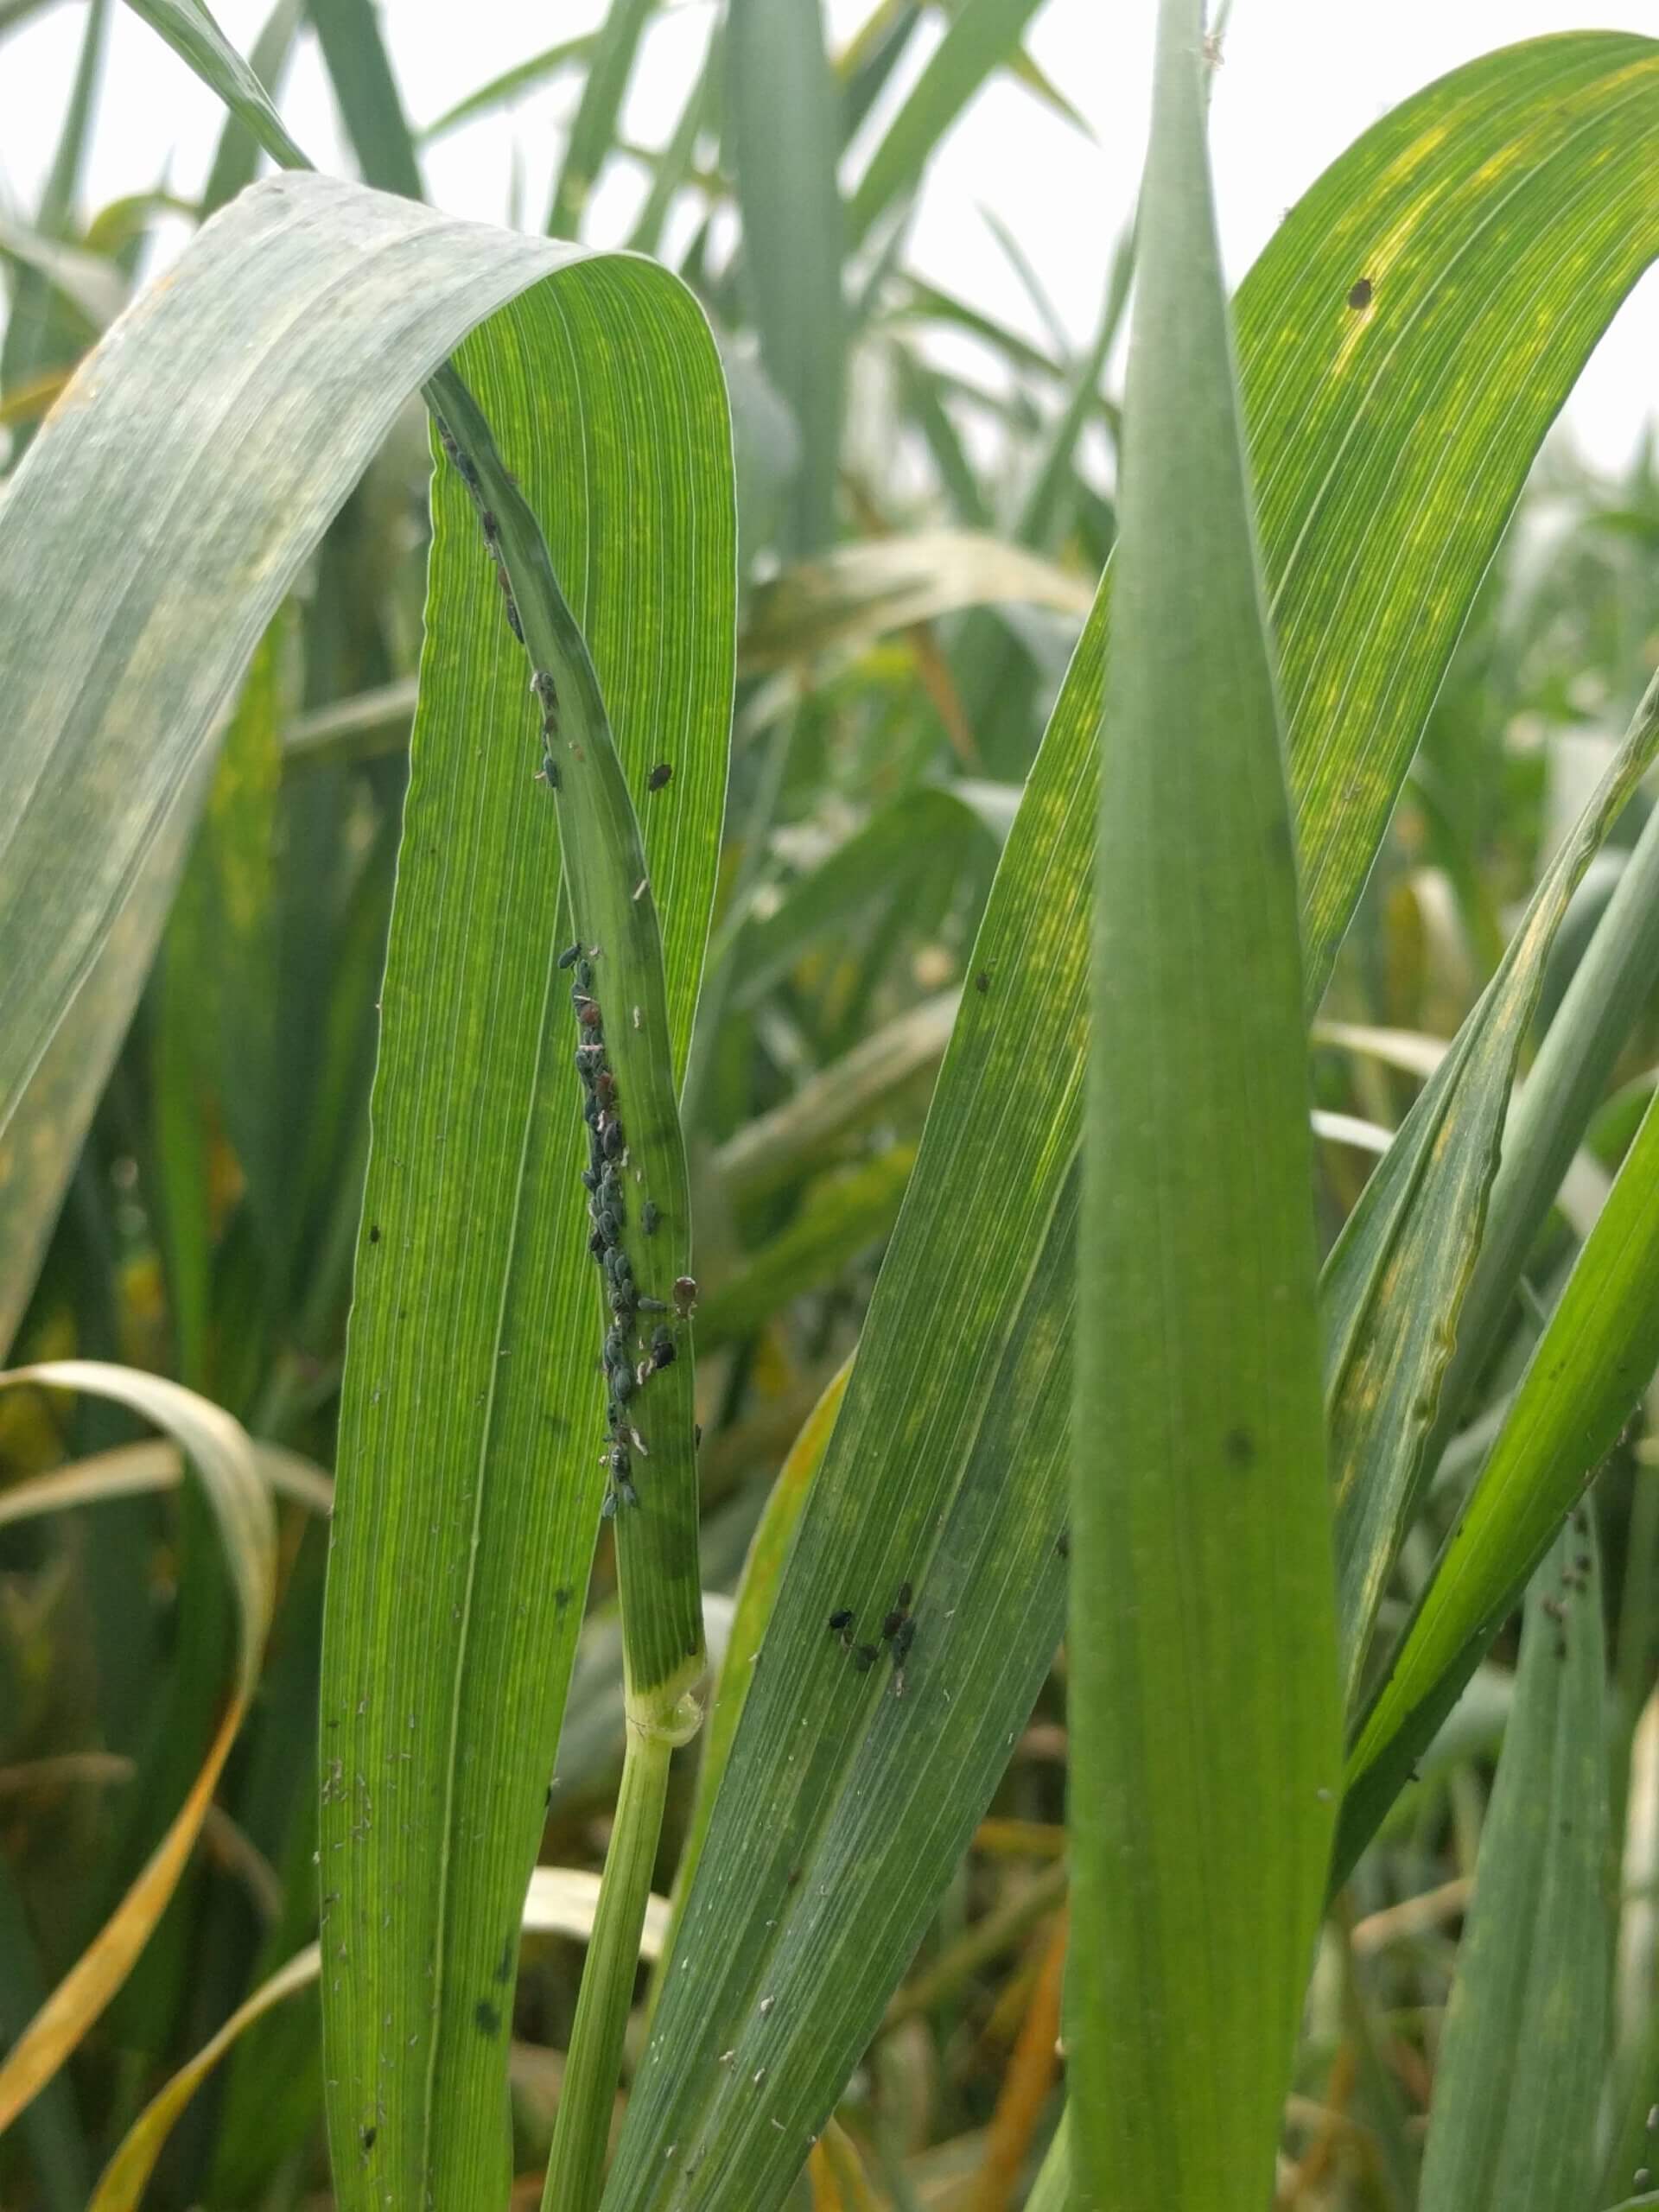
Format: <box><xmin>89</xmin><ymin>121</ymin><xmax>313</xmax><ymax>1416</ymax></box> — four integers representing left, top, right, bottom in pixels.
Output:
<box><xmin>895</xmin><ymin>1580</ymin><xmax>913</xmax><ymax>1611</ymax></box>
<box><xmin>638</xmin><ymin>1295</ymin><xmax>669</xmax><ymax>1314</ymax></box>
<box><xmin>610</xmin><ymin>1285</ymin><xmax>636</xmax><ymax>1319</ymax></box>
<box><xmin>537</xmin><ymin>751</ymin><xmax>561</xmax><ymax>791</ymax></box>
<box><xmin>615</xmin><ymin>1475</ymin><xmax>639</xmax><ymax>1510</ymax></box>
<box><xmin>673</xmin><ymin>1274</ymin><xmax>698</xmax><ymax>1317</ymax></box>
<box><xmin>581</xmin><ymin>1167</ymin><xmax>599</xmax><ymax>1193</ymax></box>
<box><xmin>649</xmin><ymin>1325</ymin><xmax>676</xmax><ymax>1372</ymax></box>
<box><xmin>582</xmin><ymin>1093</ymin><xmax>601</xmax><ymax>1128</ymax></box>
<box><xmin>575</xmin><ymin>957</ymin><xmax>594</xmax><ymax>992</ymax></box>
<box><xmin>881</xmin><ymin>1607</ymin><xmax>907</xmax><ymax>1642</ymax></box>
<box><xmin>851</xmin><ymin>1643</ymin><xmax>879</xmax><ymax>1673</ymax></box>
<box><xmin>601</xmin><ymin>1119</ymin><xmax>626</xmax><ymax>1162</ymax></box>
<box><xmin>891</xmin><ymin>1618</ymin><xmax>915</xmax><ymax>1663</ymax></box>
<box><xmin>596</xmin><ymin>1208</ymin><xmax>621</xmax><ymax>1244</ymax></box>
<box><xmin>588</xmin><ymin>1228</ymin><xmax>607</xmax><ymax>1257</ymax></box>
<box><xmin>1347</xmin><ymin>276</ymin><xmax>1374</xmax><ymax>310</ymax></box>
<box><xmin>694</xmin><ymin>1422</ymin><xmax>702</xmax><ymax>1447</ymax></box>
<box><xmin>505</xmin><ymin>601</ymin><xmax>524</xmax><ymax>642</ymax></box>
<box><xmin>605</xmin><ymin>1246</ymin><xmax>632</xmax><ymax>1289</ymax></box>
<box><xmin>611</xmin><ymin>1366</ymin><xmax>636</xmax><ymax>1407</ymax></box>
<box><xmin>646</xmin><ymin>762</ymin><xmax>673</xmax><ymax>791</ymax></box>
<box><xmin>601</xmin><ymin>1489</ymin><xmax>619</xmax><ymax>1521</ymax></box>
<box><xmin>604</xmin><ymin>1325</ymin><xmax>628</xmax><ymax>1368</ymax></box>
<box><xmin>641</xmin><ymin>1198</ymin><xmax>660</xmax><ymax>1236</ymax></box>
<box><xmin>480</xmin><ymin>509</ymin><xmax>499</xmax><ymax>541</ymax></box>
<box><xmin>578</xmin><ymin>1001</ymin><xmax>604</xmax><ymax>1032</ymax></box>
<box><xmin>557</xmin><ymin>943</ymin><xmax>582</xmax><ymax>969</ymax></box>
<box><xmin>607</xmin><ymin>1443</ymin><xmax>631</xmax><ymax>1479</ymax></box>
<box><xmin>976</xmin><ymin>970</ymin><xmax>991</xmax><ymax>994</ymax></box>
<box><xmin>1056</xmin><ymin>1528</ymin><xmax>1071</xmax><ymax>1560</ymax></box>
<box><xmin>532</xmin><ymin>670</ymin><xmax>558</xmax><ymax>706</ymax></box>
<box><xmin>595</xmin><ymin>1068</ymin><xmax>619</xmax><ymax>1109</ymax></box>
<box><xmin>828</xmin><ymin>1608</ymin><xmax>854</xmax><ymax>1644</ymax></box>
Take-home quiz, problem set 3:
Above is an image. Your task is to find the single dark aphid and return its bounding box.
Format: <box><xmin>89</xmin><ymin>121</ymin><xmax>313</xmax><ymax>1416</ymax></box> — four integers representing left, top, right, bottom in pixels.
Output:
<box><xmin>598</xmin><ymin>1208</ymin><xmax>622</xmax><ymax>1244</ymax></box>
<box><xmin>601</xmin><ymin>1488</ymin><xmax>618</xmax><ymax>1521</ymax></box>
<box><xmin>638</xmin><ymin>1295</ymin><xmax>669</xmax><ymax>1313</ymax></box>
<box><xmin>578</xmin><ymin>1001</ymin><xmax>603</xmax><ymax>1031</ymax></box>
<box><xmin>607</xmin><ymin>1443</ymin><xmax>631</xmax><ymax>1478</ymax></box>
<box><xmin>582</xmin><ymin>1093</ymin><xmax>600</xmax><ymax>1129</ymax></box>
<box><xmin>615</xmin><ymin>1475</ymin><xmax>640</xmax><ymax>1510</ymax></box>
<box><xmin>646</xmin><ymin>761</ymin><xmax>673</xmax><ymax>791</ymax></box>
<box><xmin>537</xmin><ymin>750</ymin><xmax>561</xmax><ymax>791</ymax></box>
<box><xmin>581</xmin><ymin>1167</ymin><xmax>599</xmax><ymax>1193</ymax></box>
<box><xmin>673</xmin><ymin>1274</ymin><xmax>698</xmax><ymax>1317</ymax></box>
<box><xmin>532</xmin><ymin>670</ymin><xmax>558</xmax><ymax>706</ymax></box>
<box><xmin>650</xmin><ymin>1325</ymin><xmax>676</xmax><ymax>1372</ymax></box>
<box><xmin>641</xmin><ymin>1198</ymin><xmax>660</xmax><ymax>1236</ymax></box>
<box><xmin>895</xmin><ymin>1580</ymin><xmax>913</xmax><ymax>1611</ymax></box>
<box><xmin>604</xmin><ymin>1325</ymin><xmax>628</xmax><ymax>1368</ymax></box>
<box><xmin>851</xmin><ymin>1643</ymin><xmax>879</xmax><ymax>1673</ymax></box>
<box><xmin>480</xmin><ymin>509</ymin><xmax>499</xmax><ymax>541</ymax></box>
<box><xmin>976</xmin><ymin>970</ymin><xmax>991</xmax><ymax>994</ymax></box>
<box><xmin>368</xmin><ymin>1224</ymin><xmax>381</xmax><ymax>1243</ymax></box>
<box><xmin>1056</xmin><ymin>1528</ymin><xmax>1071</xmax><ymax>1560</ymax></box>
<box><xmin>891</xmin><ymin>1618</ymin><xmax>915</xmax><ymax>1663</ymax></box>
<box><xmin>601</xmin><ymin>1119</ymin><xmax>626</xmax><ymax>1162</ymax></box>
<box><xmin>455</xmin><ymin>450</ymin><xmax>480</xmax><ymax>489</ymax></box>
<box><xmin>610</xmin><ymin>1284</ymin><xmax>635</xmax><ymax>1319</ymax></box>
<box><xmin>694</xmin><ymin>1421</ymin><xmax>702</xmax><ymax>1447</ymax></box>
<box><xmin>611</xmin><ymin>1362</ymin><xmax>636</xmax><ymax>1404</ymax></box>
<box><xmin>557</xmin><ymin>943</ymin><xmax>582</xmax><ymax>969</ymax></box>
<box><xmin>575</xmin><ymin>957</ymin><xmax>594</xmax><ymax>993</ymax></box>
<box><xmin>1347</xmin><ymin>275</ymin><xmax>1373</xmax><ymax>310</ymax></box>
<box><xmin>881</xmin><ymin>1607</ymin><xmax>907</xmax><ymax>1642</ymax></box>
<box><xmin>360</xmin><ymin>2126</ymin><xmax>378</xmax><ymax>2153</ymax></box>
<box><xmin>505</xmin><ymin>601</ymin><xmax>524</xmax><ymax>643</ymax></box>
<box><xmin>588</xmin><ymin>1228</ymin><xmax>606</xmax><ymax>1257</ymax></box>
<box><xmin>595</xmin><ymin>1068</ymin><xmax>618</xmax><ymax>1109</ymax></box>
<box><xmin>599</xmin><ymin>1165</ymin><xmax>624</xmax><ymax>1211</ymax></box>
<box><xmin>605</xmin><ymin>1246</ymin><xmax>632</xmax><ymax>1289</ymax></box>
<box><xmin>828</xmin><ymin>1608</ymin><xmax>854</xmax><ymax>1639</ymax></box>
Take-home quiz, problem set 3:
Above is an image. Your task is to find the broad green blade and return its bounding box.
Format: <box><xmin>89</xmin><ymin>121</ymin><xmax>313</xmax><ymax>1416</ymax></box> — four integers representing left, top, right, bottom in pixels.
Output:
<box><xmin>1325</xmin><ymin>680</ymin><xmax>1659</xmax><ymax>1700</ymax></box>
<box><xmin>847</xmin><ymin>0</ymin><xmax>1047</xmax><ymax>246</ymax></box>
<box><xmin>305</xmin><ymin>0</ymin><xmax>423</xmax><ymax>200</ymax></box>
<box><xmin>1416</xmin><ymin>1521</ymin><xmax>1607</xmax><ymax>2212</ymax></box>
<box><xmin>546</xmin><ymin>0</ymin><xmax>655</xmax><ymax>238</ymax></box>
<box><xmin>607</xmin><ymin>35</ymin><xmax>1659</xmax><ymax>2207</ymax></box>
<box><xmin>316</xmin><ymin>306</ymin><xmax>732</xmax><ymax>2205</ymax></box>
<box><xmin>1339</xmin><ymin>1084</ymin><xmax>1659</xmax><ymax>1872</ymax></box>
<box><xmin>726</xmin><ymin>0</ymin><xmax>844</xmax><ymax>553</ymax></box>
<box><xmin>1071</xmin><ymin>6</ymin><xmax>1338</xmax><ymax>2205</ymax></box>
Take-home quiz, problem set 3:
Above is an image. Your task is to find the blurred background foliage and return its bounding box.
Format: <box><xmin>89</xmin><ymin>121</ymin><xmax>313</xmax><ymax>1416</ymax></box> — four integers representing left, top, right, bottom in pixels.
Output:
<box><xmin>2</xmin><ymin>2</ymin><xmax>1658</xmax><ymax>2205</ymax></box>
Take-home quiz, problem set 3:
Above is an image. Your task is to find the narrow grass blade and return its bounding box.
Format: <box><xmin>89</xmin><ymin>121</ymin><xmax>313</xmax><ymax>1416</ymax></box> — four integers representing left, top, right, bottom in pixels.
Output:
<box><xmin>1416</xmin><ymin>1521</ymin><xmax>1607</xmax><ymax>2211</ymax></box>
<box><xmin>0</xmin><ymin>0</ymin><xmax>108</xmax><ymax>394</ymax></box>
<box><xmin>727</xmin><ymin>0</ymin><xmax>844</xmax><ymax>553</ymax></box>
<box><xmin>200</xmin><ymin>0</ymin><xmax>304</xmax><ymax>213</ymax></box>
<box><xmin>305</xmin><ymin>0</ymin><xmax>423</xmax><ymax>200</ymax></box>
<box><xmin>0</xmin><ymin>1362</ymin><xmax>274</xmax><ymax>2133</ymax></box>
<box><xmin>606</xmin><ymin>36</ymin><xmax>1659</xmax><ymax>2206</ymax></box>
<box><xmin>626</xmin><ymin>21</ymin><xmax>719</xmax><ymax>257</ymax></box>
<box><xmin>420</xmin><ymin>34</ymin><xmax>598</xmax><ymax>144</ymax></box>
<box><xmin>546</xmin><ymin>0</ymin><xmax>655</xmax><ymax>238</ymax></box>
<box><xmin>1071</xmin><ymin>7</ymin><xmax>1338</xmax><ymax>2204</ymax></box>
<box><xmin>1325</xmin><ymin>678</ymin><xmax>1659</xmax><ymax>1699</ymax></box>
<box><xmin>847</xmin><ymin>0</ymin><xmax>1046</xmax><ymax>246</ymax></box>
<box><xmin>1340</xmin><ymin>1084</ymin><xmax>1659</xmax><ymax>1872</ymax></box>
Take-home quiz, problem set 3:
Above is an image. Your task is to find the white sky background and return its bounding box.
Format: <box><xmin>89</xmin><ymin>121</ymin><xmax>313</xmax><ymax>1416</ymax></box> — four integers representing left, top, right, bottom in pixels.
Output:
<box><xmin>2</xmin><ymin>0</ymin><xmax>1656</xmax><ymax>473</ymax></box>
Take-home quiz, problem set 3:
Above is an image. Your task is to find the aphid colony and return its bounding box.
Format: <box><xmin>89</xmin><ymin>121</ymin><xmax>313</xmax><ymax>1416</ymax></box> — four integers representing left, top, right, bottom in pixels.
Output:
<box><xmin>829</xmin><ymin>1581</ymin><xmax>915</xmax><ymax>1696</ymax></box>
<box><xmin>556</xmin><ymin>939</ymin><xmax>696</xmax><ymax>1518</ymax></box>
<box><xmin>435</xmin><ymin>420</ymin><xmax>699</xmax><ymax>1522</ymax></box>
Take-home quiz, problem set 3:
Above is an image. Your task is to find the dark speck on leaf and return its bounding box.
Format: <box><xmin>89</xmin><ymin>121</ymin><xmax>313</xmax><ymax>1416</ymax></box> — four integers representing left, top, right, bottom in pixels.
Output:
<box><xmin>976</xmin><ymin>970</ymin><xmax>991</xmax><ymax>994</ymax></box>
<box><xmin>1224</xmin><ymin>1427</ymin><xmax>1255</xmax><ymax>1468</ymax></box>
<box><xmin>646</xmin><ymin>761</ymin><xmax>673</xmax><ymax>791</ymax></box>
<box><xmin>368</xmin><ymin>1224</ymin><xmax>380</xmax><ymax>1243</ymax></box>
<box><xmin>555</xmin><ymin>1586</ymin><xmax>572</xmax><ymax>1610</ymax></box>
<box><xmin>1347</xmin><ymin>276</ymin><xmax>1373</xmax><ymax>310</ymax></box>
<box><xmin>496</xmin><ymin>1934</ymin><xmax>515</xmax><ymax>1983</ymax></box>
<box><xmin>475</xmin><ymin>2000</ymin><xmax>502</xmax><ymax>2038</ymax></box>
<box><xmin>360</xmin><ymin>2126</ymin><xmax>377</xmax><ymax>2153</ymax></box>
